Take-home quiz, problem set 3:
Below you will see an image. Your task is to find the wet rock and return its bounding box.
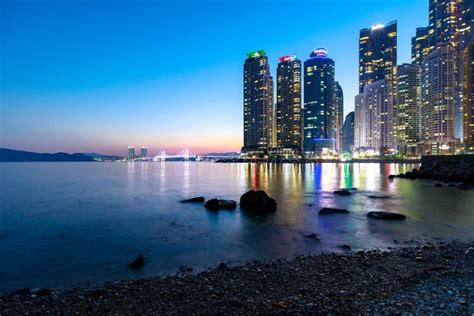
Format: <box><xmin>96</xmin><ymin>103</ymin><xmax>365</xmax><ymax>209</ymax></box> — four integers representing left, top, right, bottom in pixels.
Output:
<box><xmin>367</xmin><ymin>211</ymin><xmax>406</xmax><ymax>220</ymax></box>
<box><xmin>204</xmin><ymin>199</ymin><xmax>220</xmax><ymax>211</ymax></box>
<box><xmin>218</xmin><ymin>199</ymin><xmax>237</xmax><ymax>210</ymax></box>
<box><xmin>458</xmin><ymin>184</ymin><xmax>471</xmax><ymax>190</ymax></box>
<box><xmin>434</xmin><ymin>183</ymin><xmax>443</xmax><ymax>188</ymax></box>
<box><xmin>303</xmin><ymin>233</ymin><xmax>320</xmax><ymax>241</ymax></box>
<box><xmin>368</xmin><ymin>195</ymin><xmax>390</xmax><ymax>199</ymax></box>
<box><xmin>333</xmin><ymin>189</ymin><xmax>352</xmax><ymax>196</ymax></box>
<box><xmin>129</xmin><ymin>255</ymin><xmax>146</xmax><ymax>268</ymax></box>
<box><xmin>10</xmin><ymin>288</ymin><xmax>31</xmax><ymax>296</ymax></box>
<box><xmin>33</xmin><ymin>288</ymin><xmax>54</xmax><ymax>297</ymax></box>
<box><xmin>318</xmin><ymin>207</ymin><xmax>349</xmax><ymax>215</ymax></box>
<box><xmin>339</xmin><ymin>245</ymin><xmax>351</xmax><ymax>251</ymax></box>
<box><xmin>240</xmin><ymin>190</ymin><xmax>277</xmax><ymax>213</ymax></box>
<box><xmin>180</xmin><ymin>196</ymin><xmax>205</xmax><ymax>203</ymax></box>
<box><xmin>217</xmin><ymin>262</ymin><xmax>229</xmax><ymax>271</ymax></box>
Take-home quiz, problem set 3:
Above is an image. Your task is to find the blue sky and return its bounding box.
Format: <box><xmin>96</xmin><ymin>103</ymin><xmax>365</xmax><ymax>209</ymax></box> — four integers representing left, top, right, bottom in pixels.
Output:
<box><xmin>0</xmin><ymin>0</ymin><xmax>427</xmax><ymax>155</ymax></box>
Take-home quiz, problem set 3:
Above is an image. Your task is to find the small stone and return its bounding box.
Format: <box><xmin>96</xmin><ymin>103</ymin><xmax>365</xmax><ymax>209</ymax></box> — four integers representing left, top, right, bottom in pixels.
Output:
<box><xmin>129</xmin><ymin>255</ymin><xmax>146</xmax><ymax>268</ymax></box>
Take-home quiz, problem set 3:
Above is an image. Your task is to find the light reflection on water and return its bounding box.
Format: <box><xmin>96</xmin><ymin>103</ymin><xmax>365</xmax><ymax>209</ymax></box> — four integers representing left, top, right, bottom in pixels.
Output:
<box><xmin>0</xmin><ymin>161</ymin><xmax>473</xmax><ymax>292</ymax></box>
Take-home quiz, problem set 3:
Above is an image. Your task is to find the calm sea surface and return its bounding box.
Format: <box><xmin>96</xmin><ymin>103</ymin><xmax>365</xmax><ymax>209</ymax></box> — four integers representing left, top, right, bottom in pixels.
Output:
<box><xmin>1</xmin><ymin>162</ymin><xmax>473</xmax><ymax>292</ymax></box>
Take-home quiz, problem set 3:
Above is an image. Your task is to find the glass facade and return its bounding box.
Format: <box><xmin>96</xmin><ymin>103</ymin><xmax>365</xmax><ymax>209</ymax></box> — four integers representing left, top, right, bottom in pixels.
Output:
<box><xmin>243</xmin><ymin>51</ymin><xmax>274</xmax><ymax>154</ymax></box>
<box><xmin>303</xmin><ymin>48</ymin><xmax>336</xmax><ymax>156</ymax></box>
<box><xmin>276</xmin><ymin>56</ymin><xmax>302</xmax><ymax>153</ymax></box>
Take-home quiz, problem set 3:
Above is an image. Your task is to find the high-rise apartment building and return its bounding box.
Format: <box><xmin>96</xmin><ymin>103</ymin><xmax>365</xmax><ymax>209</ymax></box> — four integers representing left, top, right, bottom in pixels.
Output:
<box><xmin>342</xmin><ymin>111</ymin><xmax>355</xmax><ymax>154</ymax></box>
<box><xmin>276</xmin><ymin>55</ymin><xmax>302</xmax><ymax>154</ymax></box>
<box><xmin>421</xmin><ymin>45</ymin><xmax>458</xmax><ymax>154</ymax></box>
<box><xmin>334</xmin><ymin>81</ymin><xmax>344</xmax><ymax>153</ymax></box>
<box><xmin>243</xmin><ymin>50</ymin><xmax>274</xmax><ymax>154</ymax></box>
<box><xmin>411</xmin><ymin>27</ymin><xmax>432</xmax><ymax>66</ymax></box>
<box><xmin>354</xmin><ymin>79</ymin><xmax>395</xmax><ymax>155</ymax></box>
<box><xmin>303</xmin><ymin>48</ymin><xmax>336</xmax><ymax>156</ymax></box>
<box><xmin>396</xmin><ymin>63</ymin><xmax>422</xmax><ymax>155</ymax></box>
<box><xmin>128</xmin><ymin>146</ymin><xmax>135</xmax><ymax>161</ymax></box>
<box><xmin>140</xmin><ymin>147</ymin><xmax>148</xmax><ymax>158</ymax></box>
<box><xmin>359</xmin><ymin>21</ymin><xmax>397</xmax><ymax>93</ymax></box>
<box><xmin>464</xmin><ymin>42</ymin><xmax>474</xmax><ymax>152</ymax></box>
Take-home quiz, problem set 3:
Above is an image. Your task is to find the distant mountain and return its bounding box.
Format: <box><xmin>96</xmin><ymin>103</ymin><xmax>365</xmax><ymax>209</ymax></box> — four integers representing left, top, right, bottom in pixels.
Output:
<box><xmin>81</xmin><ymin>152</ymin><xmax>123</xmax><ymax>161</ymax></box>
<box><xmin>0</xmin><ymin>148</ymin><xmax>94</xmax><ymax>162</ymax></box>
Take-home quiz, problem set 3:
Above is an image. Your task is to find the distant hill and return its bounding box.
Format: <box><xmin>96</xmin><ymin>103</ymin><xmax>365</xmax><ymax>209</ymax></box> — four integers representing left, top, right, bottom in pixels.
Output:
<box><xmin>81</xmin><ymin>152</ymin><xmax>123</xmax><ymax>161</ymax></box>
<box><xmin>0</xmin><ymin>148</ymin><xmax>94</xmax><ymax>162</ymax></box>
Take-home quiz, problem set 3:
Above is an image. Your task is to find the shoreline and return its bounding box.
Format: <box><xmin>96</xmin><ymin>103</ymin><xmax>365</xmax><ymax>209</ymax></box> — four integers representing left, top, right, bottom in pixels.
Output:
<box><xmin>1</xmin><ymin>240</ymin><xmax>472</xmax><ymax>314</ymax></box>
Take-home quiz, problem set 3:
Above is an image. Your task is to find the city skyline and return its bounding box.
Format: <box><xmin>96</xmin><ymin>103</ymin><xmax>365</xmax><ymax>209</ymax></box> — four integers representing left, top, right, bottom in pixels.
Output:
<box><xmin>1</xmin><ymin>0</ymin><xmax>428</xmax><ymax>155</ymax></box>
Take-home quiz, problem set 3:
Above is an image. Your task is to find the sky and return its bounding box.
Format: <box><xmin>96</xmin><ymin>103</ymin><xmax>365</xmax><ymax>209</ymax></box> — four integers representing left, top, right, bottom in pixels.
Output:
<box><xmin>0</xmin><ymin>0</ymin><xmax>427</xmax><ymax>155</ymax></box>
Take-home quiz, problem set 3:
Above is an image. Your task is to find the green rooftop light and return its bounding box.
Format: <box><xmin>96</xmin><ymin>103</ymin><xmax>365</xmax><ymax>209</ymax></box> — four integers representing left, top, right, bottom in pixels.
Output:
<box><xmin>246</xmin><ymin>50</ymin><xmax>266</xmax><ymax>58</ymax></box>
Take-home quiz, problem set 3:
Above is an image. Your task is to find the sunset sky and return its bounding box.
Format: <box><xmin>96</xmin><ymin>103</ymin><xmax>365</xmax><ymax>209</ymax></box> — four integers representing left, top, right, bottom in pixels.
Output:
<box><xmin>0</xmin><ymin>0</ymin><xmax>426</xmax><ymax>155</ymax></box>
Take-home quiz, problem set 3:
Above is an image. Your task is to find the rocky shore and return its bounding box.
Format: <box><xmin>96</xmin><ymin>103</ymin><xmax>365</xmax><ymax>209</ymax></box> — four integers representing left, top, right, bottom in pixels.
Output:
<box><xmin>390</xmin><ymin>155</ymin><xmax>474</xmax><ymax>189</ymax></box>
<box><xmin>1</xmin><ymin>241</ymin><xmax>473</xmax><ymax>314</ymax></box>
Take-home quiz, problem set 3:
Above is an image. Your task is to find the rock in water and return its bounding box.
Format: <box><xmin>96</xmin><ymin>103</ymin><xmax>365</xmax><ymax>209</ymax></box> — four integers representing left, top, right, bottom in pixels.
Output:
<box><xmin>240</xmin><ymin>190</ymin><xmax>277</xmax><ymax>213</ymax></box>
<box><xmin>180</xmin><ymin>196</ymin><xmax>205</xmax><ymax>203</ymax></box>
<box><xmin>129</xmin><ymin>255</ymin><xmax>146</xmax><ymax>268</ymax></box>
<box><xmin>339</xmin><ymin>244</ymin><xmax>351</xmax><ymax>251</ymax></box>
<box><xmin>318</xmin><ymin>207</ymin><xmax>349</xmax><ymax>215</ymax></box>
<box><xmin>333</xmin><ymin>189</ymin><xmax>352</xmax><ymax>196</ymax></box>
<box><xmin>368</xmin><ymin>195</ymin><xmax>390</xmax><ymax>199</ymax></box>
<box><xmin>218</xmin><ymin>199</ymin><xmax>237</xmax><ymax>210</ymax></box>
<box><xmin>434</xmin><ymin>183</ymin><xmax>443</xmax><ymax>188</ymax></box>
<box><xmin>367</xmin><ymin>211</ymin><xmax>406</xmax><ymax>220</ymax></box>
<box><xmin>303</xmin><ymin>233</ymin><xmax>320</xmax><ymax>241</ymax></box>
<box><xmin>204</xmin><ymin>199</ymin><xmax>220</xmax><ymax>211</ymax></box>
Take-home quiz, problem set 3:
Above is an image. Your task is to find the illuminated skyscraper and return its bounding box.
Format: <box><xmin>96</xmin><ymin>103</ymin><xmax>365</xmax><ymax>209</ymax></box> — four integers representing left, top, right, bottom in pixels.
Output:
<box><xmin>276</xmin><ymin>55</ymin><xmax>302</xmax><ymax>154</ymax></box>
<box><xmin>396</xmin><ymin>63</ymin><xmax>422</xmax><ymax>155</ymax></box>
<box><xmin>354</xmin><ymin>79</ymin><xmax>395</xmax><ymax>154</ymax></box>
<box><xmin>303</xmin><ymin>48</ymin><xmax>336</xmax><ymax>156</ymax></box>
<box><xmin>359</xmin><ymin>21</ymin><xmax>397</xmax><ymax>93</ymax></box>
<box><xmin>334</xmin><ymin>81</ymin><xmax>344</xmax><ymax>153</ymax></box>
<box><xmin>421</xmin><ymin>45</ymin><xmax>458</xmax><ymax>154</ymax></box>
<box><xmin>464</xmin><ymin>42</ymin><xmax>474</xmax><ymax>152</ymax></box>
<box><xmin>242</xmin><ymin>50</ymin><xmax>274</xmax><ymax>154</ymax></box>
<box><xmin>140</xmin><ymin>147</ymin><xmax>148</xmax><ymax>158</ymax></box>
<box><xmin>128</xmin><ymin>146</ymin><xmax>135</xmax><ymax>161</ymax></box>
<box><xmin>411</xmin><ymin>27</ymin><xmax>432</xmax><ymax>66</ymax></box>
<box><xmin>342</xmin><ymin>111</ymin><xmax>355</xmax><ymax>154</ymax></box>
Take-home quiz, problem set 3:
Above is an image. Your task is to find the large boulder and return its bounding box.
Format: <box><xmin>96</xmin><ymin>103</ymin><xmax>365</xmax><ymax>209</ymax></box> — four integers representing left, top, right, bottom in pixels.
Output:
<box><xmin>180</xmin><ymin>196</ymin><xmax>205</xmax><ymax>203</ymax></box>
<box><xmin>240</xmin><ymin>190</ymin><xmax>277</xmax><ymax>213</ymax></box>
<box><xmin>204</xmin><ymin>199</ymin><xmax>220</xmax><ymax>211</ymax></box>
<box><xmin>318</xmin><ymin>207</ymin><xmax>349</xmax><ymax>215</ymax></box>
<box><xmin>367</xmin><ymin>211</ymin><xmax>406</xmax><ymax>220</ymax></box>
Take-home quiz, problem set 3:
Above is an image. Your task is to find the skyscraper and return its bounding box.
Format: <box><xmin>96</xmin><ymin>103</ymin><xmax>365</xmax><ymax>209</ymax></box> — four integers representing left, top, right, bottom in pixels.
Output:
<box><xmin>359</xmin><ymin>21</ymin><xmax>397</xmax><ymax>93</ymax></box>
<box><xmin>463</xmin><ymin>42</ymin><xmax>474</xmax><ymax>152</ymax></box>
<box><xmin>276</xmin><ymin>55</ymin><xmax>302</xmax><ymax>154</ymax></box>
<box><xmin>354</xmin><ymin>79</ymin><xmax>395</xmax><ymax>155</ymax></box>
<box><xmin>128</xmin><ymin>146</ymin><xmax>135</xmax><ymax>160</ymax></box>
<box><xmin>427</xmin><ymin>0</ymin><xmax>472</xmax><ymax>141</ymax></box>
<box><xmin>428</xmin><ymin>0</ymin><xmax>460</xmax><ymax>48</ymax></box>
<box><xmin>396</xmin><ymin>63</ymin><xmax>422</xmax><ymax>155</ymax></box>
<box><xmin>342</xmin><ymin>111</ymin><xmax>355</xmax><ymax>154</ymax></box>
<box><xmin>141</xmin><ymin>146</ymin><xmax>148</xmax><ymax>158</ymax></box>
<box><xmin>421</xmin><ymin>45</ymin><xmax>458</xmax><ymax>154</ymax></box>
<box><xmin>303</xmin><ymin>48</ymin><xmax>336</xmax><ymax>156</ymax></box>
<box><xmin>243</xmin><ymin>50</ymin><xmax>274</xmax><ymax>154</ymax></box>
<box><xmin>411</xmin><ymin>27</ymin><xmax>432</xmax><ymax>66</ymax></box>
<box><xmin>334</xmin><ymin>81</ymin><xmax>344</xmax><ymax>153</ymax></box>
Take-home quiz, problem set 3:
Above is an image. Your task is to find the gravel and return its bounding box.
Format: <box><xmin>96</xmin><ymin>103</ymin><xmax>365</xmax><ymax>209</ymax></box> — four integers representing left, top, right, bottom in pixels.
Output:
<box><xmin>1</xmin><ymin>241</ymin><xmax>473</xmax><ymax>314</ymax></box>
